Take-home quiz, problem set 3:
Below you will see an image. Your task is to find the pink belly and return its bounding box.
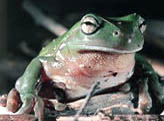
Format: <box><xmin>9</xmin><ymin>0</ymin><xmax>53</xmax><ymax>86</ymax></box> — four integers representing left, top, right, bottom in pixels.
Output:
<box><xmin>42</xmin><ymin>52</ymin><xmax>135</xmax><ymax>98</ymax></box>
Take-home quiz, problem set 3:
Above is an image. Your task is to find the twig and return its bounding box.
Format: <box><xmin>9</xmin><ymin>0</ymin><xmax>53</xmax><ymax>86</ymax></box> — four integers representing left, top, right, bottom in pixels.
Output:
<box><xmin>73</xmin><ymin>81</ymin><xmax>100</xmax><ymax>121</ymax></box>
<box><xmin>22</xmin><ymin>0</ymin><xmax>67</xmax><ymax>36</ymax></box>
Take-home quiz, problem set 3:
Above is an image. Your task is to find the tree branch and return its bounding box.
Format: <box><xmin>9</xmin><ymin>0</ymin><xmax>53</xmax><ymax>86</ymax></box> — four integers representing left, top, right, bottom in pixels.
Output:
<box><xmin>73</xmin><ymin>81</ymin><xmax>100</xmax><ymax>121</ymax></box>
<box><xmin>22</xmin><ymin>0</ymin><xmax>67</xmax><ymax>36</ymax></box>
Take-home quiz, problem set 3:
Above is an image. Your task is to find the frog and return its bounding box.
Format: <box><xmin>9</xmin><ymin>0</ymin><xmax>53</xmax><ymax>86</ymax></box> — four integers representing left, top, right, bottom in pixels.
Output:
<box><xmin>6</xmin><ymin>13</ymin><xmax>164</xmax><ymax>120</ymax></box>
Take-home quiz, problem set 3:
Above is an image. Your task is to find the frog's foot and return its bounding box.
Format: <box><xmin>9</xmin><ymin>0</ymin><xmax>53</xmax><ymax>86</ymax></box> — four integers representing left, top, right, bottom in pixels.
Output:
<box><xmin>6</xmin><ymin>88</ymin><xmax>21</xmax><ymax>113</ymax></box>
<box><xmin>134</xmin><ymin>78</ymin><xmax>152</xmax><ymax>114</ymax></box>
<box><xmin>15</xmin><ymin>93</ymin><xmax>35</xmax><ymax>114</ymax></box>
<box><xmin>16</xmin><ymin>93</ymin><xmax>45</xmax><ymax>121</ymax></box>
<box><xmin>132</xmin><ymin>99</ymin><xmax>152</xmax><ymax>114</ymax></box>
<box><xmin>34</xmin><ymin>96</ymin><xmax>44</xmax><ymax>121</ymax></box>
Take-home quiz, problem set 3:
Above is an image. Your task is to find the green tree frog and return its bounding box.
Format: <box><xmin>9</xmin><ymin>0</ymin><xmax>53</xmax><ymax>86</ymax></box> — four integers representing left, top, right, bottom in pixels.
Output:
<box><xmin>7</xmin><ymin>13</ymin><xmax>164</xmax><ymax>120</ymax></box>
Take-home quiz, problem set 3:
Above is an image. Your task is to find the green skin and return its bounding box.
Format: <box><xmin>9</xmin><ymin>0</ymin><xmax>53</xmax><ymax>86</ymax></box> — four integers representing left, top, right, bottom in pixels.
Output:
<box><xmin>11</xmin><ymin>14</ymin><xmax>164</xmax><ymax>119</ymax></box>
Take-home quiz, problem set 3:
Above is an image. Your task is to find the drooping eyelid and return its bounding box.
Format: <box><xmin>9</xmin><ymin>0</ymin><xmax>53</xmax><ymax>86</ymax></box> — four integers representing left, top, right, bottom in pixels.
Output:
<box><xmin>81</xmin><ymin>15</ymin><xmax>101</xmax><ymax>27</ymax></box>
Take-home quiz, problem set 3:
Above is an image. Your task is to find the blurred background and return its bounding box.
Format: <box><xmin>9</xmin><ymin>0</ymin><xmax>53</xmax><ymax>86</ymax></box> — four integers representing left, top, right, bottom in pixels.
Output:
<box><xmin>0</xmin><ymin>0</ymin><xmax>164</xmax><ymax>95</ymax></box>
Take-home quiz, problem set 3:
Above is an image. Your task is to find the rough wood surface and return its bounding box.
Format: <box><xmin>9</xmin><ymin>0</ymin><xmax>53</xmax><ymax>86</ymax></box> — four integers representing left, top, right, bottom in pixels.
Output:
<box><xmin>57</xmin><ymin>115</ymin><xmax>164</xmax><ymax>121</ymax></box>
<box><xmin>0</xmin><ymin>113</ymin><xmax>164</xmax><ymax>121</ymax></box>
<box><xmin>0</xmin><ymin>114</ymin><xmax>36</xmax><ymax>121</ymax></box>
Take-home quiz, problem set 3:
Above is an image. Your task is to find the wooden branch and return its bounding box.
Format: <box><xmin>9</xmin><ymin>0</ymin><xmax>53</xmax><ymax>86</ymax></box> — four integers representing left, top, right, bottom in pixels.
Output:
<box><xmin>22</xmin><ymin>0</ymin><xmax>67</xmax><ymax>36</ymax></box>
<box><xmin>73</xmin><ymin>82</ymin><xmax>100</xmax><ymax>121</ymax></box>
<box><xmin>58</xmin><ymin>115</ymin><xmax>164</xmax><ymax>121</ymax></box>
<box><xmin>148</xmin><ymin>58</ymin><xmax>164</xmax><ymax>76</ymax></box>
<box><xmin>0</xmin><ymin>114</ymin><xmax>36</xmax><ymax>121</ymax></box>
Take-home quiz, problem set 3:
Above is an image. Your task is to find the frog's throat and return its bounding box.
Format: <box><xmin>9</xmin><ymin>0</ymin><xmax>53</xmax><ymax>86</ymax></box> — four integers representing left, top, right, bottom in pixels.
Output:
<box><xmin>70</xmin><ymin>45</ymin><xmax>142</xmax><ymax>54</ymax></box>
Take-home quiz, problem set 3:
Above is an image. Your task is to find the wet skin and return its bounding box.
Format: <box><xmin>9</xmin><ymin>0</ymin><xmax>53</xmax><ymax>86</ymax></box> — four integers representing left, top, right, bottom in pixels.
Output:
<box><xmin>7</xmin><ymin>13</ymin><xmax>164</xmax><ymax>120</ymax></box>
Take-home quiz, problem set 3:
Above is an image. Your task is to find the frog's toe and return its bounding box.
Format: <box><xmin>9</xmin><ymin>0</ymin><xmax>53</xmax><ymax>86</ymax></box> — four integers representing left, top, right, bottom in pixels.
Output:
<box><xmin>16</xmin><ymin>94</ymin><xmax>45</xmax><ymax>121</ymax></box>
<box><xmin>16</xmin><ymin>93</ymin><xmax>34</xmax><ymax>114</ymax></box>
<box><xmin>34</xmin><ymin>97</ymin><xmax>44</xmax><ymax>121</ymax></box>
<box><xmin>6</xmin><ymin>88</ymin><xmax>21</xmax><ymax>113</ymax></box>
<box><xmin>132</xmin><ymin>104</ymin><xmax>152</xmax><ymax>114</ymax></box>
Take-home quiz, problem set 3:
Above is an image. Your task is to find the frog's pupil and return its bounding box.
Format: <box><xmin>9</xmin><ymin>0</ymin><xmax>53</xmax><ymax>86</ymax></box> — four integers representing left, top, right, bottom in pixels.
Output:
<box><xmin>83</xmin><ymin>21</ymin><xmax>97</xmax><ymax>27</ymax></box>
<box><xmin>81</xmin><ymin>21</ymin><xmax>98</xmax><ymax>35</ymax></box>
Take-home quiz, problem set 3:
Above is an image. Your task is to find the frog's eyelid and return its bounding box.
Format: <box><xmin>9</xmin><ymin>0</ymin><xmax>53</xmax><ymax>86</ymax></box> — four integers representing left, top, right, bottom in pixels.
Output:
<box><xmin>81</xmin><ymin>16</ymin><xmax>100</xmax><ymax>27</ymax></box>
<box><xmin>82</xmin><ymin>21</ymin><xmax>99</xmax><ymax>28</ymax></box>
<box><xmin>81</xmin><ymin>16</ymin><xmax>101</xmax><ymax>35</ymax></box>
<box><xmin>81</xmin><ymin>23</ymin><xmax>98</xmax><ymax>35</ymax></box>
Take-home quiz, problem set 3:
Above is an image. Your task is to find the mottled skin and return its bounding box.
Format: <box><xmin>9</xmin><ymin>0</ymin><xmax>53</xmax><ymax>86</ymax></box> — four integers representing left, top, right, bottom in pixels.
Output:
<box><xmin>7</xmin><ymin>13</ymin><xmax>164</xmax><ymax>120</ymax></box>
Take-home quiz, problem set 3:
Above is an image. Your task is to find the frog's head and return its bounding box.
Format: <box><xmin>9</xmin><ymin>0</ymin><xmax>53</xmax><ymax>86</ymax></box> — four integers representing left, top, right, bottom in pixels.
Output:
<box><xmin>64</xmin><ymin>13</ymin><xmax>146</xmax><ymax>53</ymax></box>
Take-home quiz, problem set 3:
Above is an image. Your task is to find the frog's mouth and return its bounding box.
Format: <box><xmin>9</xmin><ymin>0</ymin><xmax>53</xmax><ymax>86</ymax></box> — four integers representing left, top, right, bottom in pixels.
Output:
<box><xmin>74</xmin><ymin>45</ymin><xmax>143</xmax><ymax>54</ymax></box>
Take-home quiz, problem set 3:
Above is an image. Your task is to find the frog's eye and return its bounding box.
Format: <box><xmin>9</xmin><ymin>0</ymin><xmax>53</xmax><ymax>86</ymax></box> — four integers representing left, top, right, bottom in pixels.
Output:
<box><xmin>112</xmin><ymin>30</ymin><xmax>121</xmax><ymax>37</ymax></box>
<box><xmin>139</xmin><ymin>21</ymin><xmax>146</xmax><ymax>33</ymax></box>
<box><xmin>81</xmin><ymin>16</ymin><xmax>100</xmax><ymax>35</ymax></box>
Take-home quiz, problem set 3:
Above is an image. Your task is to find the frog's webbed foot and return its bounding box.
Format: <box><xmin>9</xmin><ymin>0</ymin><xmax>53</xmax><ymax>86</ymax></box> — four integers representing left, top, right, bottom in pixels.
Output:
<box><xmin>7</xmin><ymin>88</ymin><xmax>21</xmax><ymax>113</ymax></box>
<box><xmin>133</xmin><ymin>78</ymin><xmax>152</xmax><ymax>114</ymax></box>
<box><xmin>7</xmin><ymin>90</ymin><xmax>36</xmax><ymax>116</ymax></box>
<box><xmin>16</xmin><ymin>93</ymin><xmax>45</xmax><ymax>121</ymax></box>
<box><xmin>15</xmin><ymin>93</ymin><xmax>35</xmax><ymax>114</ymax></box>
<box><xmin>34</xmin><ymin>96</ymin><xmax>44</xmax><ymax>121</ymax></box>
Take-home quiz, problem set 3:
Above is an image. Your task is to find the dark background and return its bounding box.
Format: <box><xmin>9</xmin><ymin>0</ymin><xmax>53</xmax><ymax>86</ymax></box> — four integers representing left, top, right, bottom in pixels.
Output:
<box><xmin>0</xmin><ymin>0</ymin><xmax>164</xmax><ymax>94</ymax></box>
<box><xmin>1</xmin><ymin>0</ymin><xmax>164</xmax><ymax>57</ymax></box>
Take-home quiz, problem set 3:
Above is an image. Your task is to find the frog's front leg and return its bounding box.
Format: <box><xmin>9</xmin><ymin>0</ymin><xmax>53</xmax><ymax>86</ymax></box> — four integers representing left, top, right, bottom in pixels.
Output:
<box><xmin>7</xmin><ymin>56</ymin><xmax>53</xmax><ymax>120</ymax></box>
<box><xmin>133</xmin><ymin>78</ymin><xmax>152</xmax><ymax>114</ymax></box>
